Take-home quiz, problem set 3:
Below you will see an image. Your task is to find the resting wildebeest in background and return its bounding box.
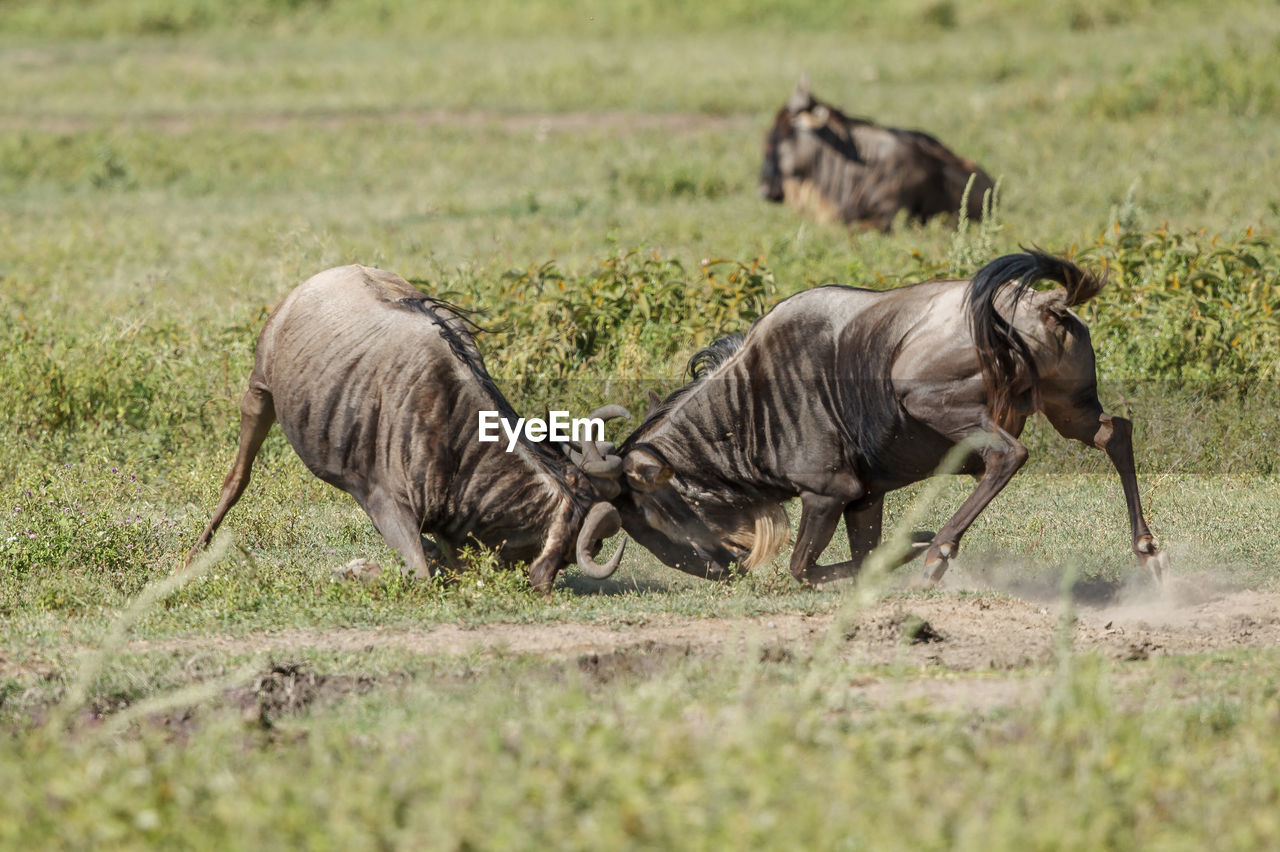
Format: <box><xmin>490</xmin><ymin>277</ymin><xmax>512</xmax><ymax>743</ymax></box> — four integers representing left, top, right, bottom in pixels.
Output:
<box><xmin>617</xmin><ymin>250</ymin><xmax>1165</xmax><ymax>587</ymax></box>
<box><xmin>188</xmin><ymin>265</ymin><xmax>628</xmax><ymax>592</ymax></box>
<box><xmin>760</xmin><ymin>77</ymin><xmax>995</xmax><ymax>231</ymax></box>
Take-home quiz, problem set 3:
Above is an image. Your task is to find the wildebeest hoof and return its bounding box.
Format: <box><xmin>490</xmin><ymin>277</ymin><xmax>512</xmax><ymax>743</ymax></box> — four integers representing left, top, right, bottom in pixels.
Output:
<box><xmin>919</xmin><ymin>540</ymin><xmax>956</xmax><ymax>585</ymax></box>
<box><xmin>331</xmin><ymin>558</ymin><xmax>383</xmax><ymax>583</ymax></box>
<box><xmin>1140</xmin><ymin>549</ymin><xmax>1168</xmax><ymax>585</ymax></box>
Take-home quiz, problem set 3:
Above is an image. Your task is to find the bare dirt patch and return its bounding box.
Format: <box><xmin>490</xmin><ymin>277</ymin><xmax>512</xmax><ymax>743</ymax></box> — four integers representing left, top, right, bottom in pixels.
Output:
<box><xmin>576</xmin><ymin>641</ymin><xmax>696</xmax><ymax>686</ymax></box>
<box><xmin>12</xmin><ymin>581</ymin><xmax>1272</xmax><ymax>730</ymax></box>
<box><xmin>130</xmin><ymin>582</ymin><xmax>1280</xmax><ymax>673</ymax></box>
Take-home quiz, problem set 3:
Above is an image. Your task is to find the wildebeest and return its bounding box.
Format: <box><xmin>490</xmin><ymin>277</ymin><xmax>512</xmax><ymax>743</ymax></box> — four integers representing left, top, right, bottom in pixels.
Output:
<box><xmin>760</xmin><ymin>76</ymin><xmax>995</xmax><ymax>231</ymax></box>
<box><xmin>617</xmin><ymin>250</ymin><xmax>1164</xmax><ymax>587</ymax></box>
<box><xmin>188</xmin><ymin>264</ymin><xmax>628</xmax><ymax>591</ymax></box>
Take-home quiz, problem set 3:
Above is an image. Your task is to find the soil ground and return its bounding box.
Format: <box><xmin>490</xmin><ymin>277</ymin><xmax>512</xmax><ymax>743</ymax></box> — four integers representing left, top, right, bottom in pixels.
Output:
<box><xmin>107</xmin><ymin>573</ymin><xmax>1280</xmax><ymax>714</ymax></box>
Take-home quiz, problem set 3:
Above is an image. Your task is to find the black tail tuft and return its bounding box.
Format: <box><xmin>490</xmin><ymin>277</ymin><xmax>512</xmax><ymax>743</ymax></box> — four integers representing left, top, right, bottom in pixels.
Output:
<box><xmin>966</xmin><ymin>250</ymin><xmax>1103</xmax><ymax>425</ymax></box>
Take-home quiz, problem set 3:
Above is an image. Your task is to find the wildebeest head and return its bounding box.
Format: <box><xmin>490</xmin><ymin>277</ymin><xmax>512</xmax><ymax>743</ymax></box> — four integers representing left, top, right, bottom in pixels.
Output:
<box><xmin>618</xmin><ymin>447</ymin><xmax>788</xmax><ymax>581</ymax></box>
<box><xmin>616</xmin><ymin>340</ymin><xmax>790</xmax><ymax>580</ymax></box>
<box><xmin>759</xmin><ymin>75</ymin><xmax>836</xmax><ymax>206</ymax></box>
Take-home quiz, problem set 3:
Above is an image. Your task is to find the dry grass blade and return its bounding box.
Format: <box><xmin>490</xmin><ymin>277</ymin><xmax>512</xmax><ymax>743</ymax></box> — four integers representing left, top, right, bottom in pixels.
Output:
<box><xmin>46</xmin><ymin>533</ymin><xmax>235</xmax><ymax>732</ymax></box>
<box><xmin>95</xmin><ymin>661</ymin><xmax>262</xmax><ymax>739</ymax></box>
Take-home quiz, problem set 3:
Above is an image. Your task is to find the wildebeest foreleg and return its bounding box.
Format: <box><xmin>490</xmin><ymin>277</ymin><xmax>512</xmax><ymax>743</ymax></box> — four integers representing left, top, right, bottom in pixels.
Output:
<box><xmin>844</xmin><ymin>496</ymin><xmax>884</xmax><ymax>563</ymax></box>
<box><xmin>793</xmin><ymin>491</ymin><xmax>926</xmax><ymax>583</ymax></box>
<box><xmin>790</xmin><ymin>493</ymin><xmax>851</xmax><ymax>583</ymax></box>
<box><xmin>792</xmin><ymin>494</ymin><xmax>932</xmax><ymax>584</ymax></box>
<box><xmin>362</xmin><ymin>490</ymin><xmax>437</xmax><ymax>580</ymax></box>
<box><xmin>922</xmin><ymin>427</ymin><xmax>1028</xmax><ymax>584</ymax></box>
<box><xmin>1047</xmin><ymin>407</ymin><xmax>1162</xmax><ymax>582</ymax></box>
<box><xmin>844</xmin><ymin>497</ymin><xmax>932</xmax><ymax>573</ymax></box>
<box><xmin>187</xmin><ymin>385</ymin><xmax>276</xmax><ymax>562</ymax></box>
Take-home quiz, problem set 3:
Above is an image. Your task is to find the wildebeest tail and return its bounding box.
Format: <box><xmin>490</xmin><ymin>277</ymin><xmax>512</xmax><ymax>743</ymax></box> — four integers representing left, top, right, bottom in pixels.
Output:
<box><xmin>966</xmin><ymin>250</ymin><xmax>1104</xmax><ymax>424</ymax></box>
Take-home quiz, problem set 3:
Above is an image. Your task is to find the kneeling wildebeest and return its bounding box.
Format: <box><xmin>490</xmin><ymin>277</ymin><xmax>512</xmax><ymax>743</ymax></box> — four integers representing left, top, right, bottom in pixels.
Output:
<box><xmin>760</xmin><ymin>76</ymin><xmax>995</xmax><ymax>231</ymax></box>
<box><xmin>188</xmin><ymin>264</ymin><xmax>628</xmax><ymax>591</ymax></box>
<box><xmin>617</xmin><ymin>250</ymin><xmax>1165</xmax><ymax>586</ymax></box>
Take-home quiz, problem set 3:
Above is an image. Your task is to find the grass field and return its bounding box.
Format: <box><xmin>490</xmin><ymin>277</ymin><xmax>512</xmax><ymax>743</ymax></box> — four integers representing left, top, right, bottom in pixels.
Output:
<box><xmin>3</xmin><ymin>0</ymin><xmax>1280</xmax><ymax>847</ymax></box>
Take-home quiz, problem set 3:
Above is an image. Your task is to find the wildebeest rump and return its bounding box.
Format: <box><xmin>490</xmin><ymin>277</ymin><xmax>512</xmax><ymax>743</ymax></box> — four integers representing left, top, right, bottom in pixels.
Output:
<box><xmin>760</xmin><ymin>77</ymin><xmax>995</xmax><ymax>231</ymax></box>
<box><xmin>617</xmin><ymin>251</ymin><xmax>1164</xmax><ymax>586</ymax></box>
<box><xmin>188</xmin><ymin>265</ymin><xmax>627</xmax><ymax>591</ymax></box>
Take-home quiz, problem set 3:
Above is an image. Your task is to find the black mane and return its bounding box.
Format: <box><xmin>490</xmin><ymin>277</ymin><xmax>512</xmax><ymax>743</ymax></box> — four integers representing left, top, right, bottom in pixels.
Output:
<box><xmin>398</xmin><ymin>296</ymin><xmax>564</xmax><ymax>465</ymax></box>
<box><xmin>624</xmin><ymin>332</ymin><xmax>749</xmax><ymax>450</ymax></box>
<box><xmin>688</xmin><ymin>333</ymin><xmax>746</xmax><ymax>380</ymax></box>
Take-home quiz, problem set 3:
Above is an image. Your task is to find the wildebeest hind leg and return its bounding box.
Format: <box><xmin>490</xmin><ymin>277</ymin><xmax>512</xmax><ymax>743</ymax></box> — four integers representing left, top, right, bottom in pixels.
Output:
<box><xmin>187</xmin><ymin>385</ymin><xmax>276</xmax><ymax>562</ymax></box>
<box><xmin>922</xmin><ymin>427</ymin><xmax>1028</xmax><ymax>585</ymax></box>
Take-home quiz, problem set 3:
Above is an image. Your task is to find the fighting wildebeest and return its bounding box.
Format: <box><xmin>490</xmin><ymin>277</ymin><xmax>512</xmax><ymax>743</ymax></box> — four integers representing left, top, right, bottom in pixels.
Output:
<box><xmin>188</xmin><ymin>264</ymin><xmax>628</xmax><ymax>591</ymax></box>
<box><xmin>760</xmin><ymin>77</ymin><xmax>995</xmax><ymax>231</ymax></box>
<box><xmin>617</xmin><ymin>250</ymin><xmax>1164</xmax><ymax>587</ymax></box>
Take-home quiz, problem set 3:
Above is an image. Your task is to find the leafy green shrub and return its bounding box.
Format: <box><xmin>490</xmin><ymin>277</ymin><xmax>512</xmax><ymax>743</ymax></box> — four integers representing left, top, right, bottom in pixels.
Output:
<box><xmin>485</xmin><ymin>251</ymin><xmax>772</xmax><ymax>389</ymax></box>
<box><xmin>1081</xmin><ymin>226</ymin><xmax>1280</xmax><ymax>386</ymax></box>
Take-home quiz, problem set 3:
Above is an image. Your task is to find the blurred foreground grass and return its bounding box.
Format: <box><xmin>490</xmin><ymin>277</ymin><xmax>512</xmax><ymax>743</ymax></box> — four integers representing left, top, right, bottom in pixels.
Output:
<box><xmin>5</xmin><ymin>619</ymin><xmax>1280</xmax><ymax>848</ymax></box>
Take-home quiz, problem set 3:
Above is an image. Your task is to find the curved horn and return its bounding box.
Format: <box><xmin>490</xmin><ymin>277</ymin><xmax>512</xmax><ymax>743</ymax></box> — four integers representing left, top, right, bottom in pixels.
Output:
<box><xmin>576</xmin><ymin>502</ymin><xmax>626</xmax><ymax>579</ymax></box>
<box><xmin>585</xmin><ymin>457</ymin><xmax>623</xmax><ymax>478</ymax></box>
<box><xmin>587</xmin><ymin>404</ymin><xmax>630</xmax><ymax>423</ymax></box>
<box><xmin>565</xmin><ymin>439</ymin><xmax>614</xmax><ymax>456</ymax></box>
<box><xmin>579</xmin><ymin>440</ymin><xmax>622</xmax><ymax>478</ymax></box>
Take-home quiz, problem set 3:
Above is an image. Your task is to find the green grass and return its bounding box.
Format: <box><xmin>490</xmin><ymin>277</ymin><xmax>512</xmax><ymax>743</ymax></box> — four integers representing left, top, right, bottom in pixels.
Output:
<box><xmin>6</xmin><ymin>637</ymin><xmax>1280</xmax><ymax>848</ymax></box>
<box><xmin>3</xmin><ymin>0</ymin><xmax>1280</xmax><ymax>846</ymax></box>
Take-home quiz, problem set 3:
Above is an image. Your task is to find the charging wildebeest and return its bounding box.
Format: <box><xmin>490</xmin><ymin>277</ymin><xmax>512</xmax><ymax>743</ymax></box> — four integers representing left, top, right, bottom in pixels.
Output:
<box><xmin>760</xmin><ymin>76</ymin><xmax>995</xmax><ymax>231</ymax></box>
<box><xmin>188</xmin><ymin>264</ymin><xmax>628</xmax><ymax>592</ymax></box>
<box><xmin>617</xmin><ymin>250</ymin><xmax>1164</xmax><ymax>587</ymax></box>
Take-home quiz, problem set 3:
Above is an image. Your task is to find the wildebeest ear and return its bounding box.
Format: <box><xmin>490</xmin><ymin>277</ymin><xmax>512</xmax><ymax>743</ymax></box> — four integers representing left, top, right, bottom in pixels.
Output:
<box><xmin>624</xmin><ymin>449</ymin><xmax>673</xmax><ymax>491</ymax></box>
<box><xmin>645</xmin><ymin>389</ymin><xmax>662</xmax><ymax>418</ymax></box>
<box><xmin>786</xmin><ymin>73</ymin><xmax>811</xmax><ymax>112</ymax></box>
